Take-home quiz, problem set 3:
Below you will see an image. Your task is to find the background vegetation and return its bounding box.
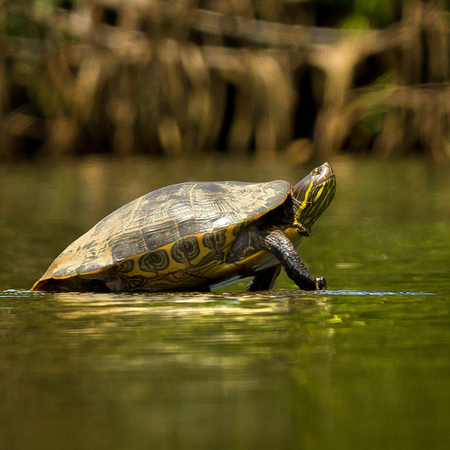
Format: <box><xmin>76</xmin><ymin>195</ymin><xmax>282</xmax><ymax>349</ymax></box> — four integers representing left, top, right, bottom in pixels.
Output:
<box><xmin>0</xmin><ymin>0</ymin><xmax>448</xmax><ymax>161</ymax></box>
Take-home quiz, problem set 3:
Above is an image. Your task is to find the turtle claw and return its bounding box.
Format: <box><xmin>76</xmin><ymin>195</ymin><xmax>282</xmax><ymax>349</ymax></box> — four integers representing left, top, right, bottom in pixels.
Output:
<box><xmin>315</xmin><ymin>277</ymin><xmax>327</xmax><ymax>290</ymax></box>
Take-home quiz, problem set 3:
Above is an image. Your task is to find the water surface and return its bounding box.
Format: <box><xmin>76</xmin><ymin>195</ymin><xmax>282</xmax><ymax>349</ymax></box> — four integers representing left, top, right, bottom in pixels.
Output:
<box><xmin>0</xmin><ymin>157</ymin><xmax>449</xmax><ymax>449</ymax></box>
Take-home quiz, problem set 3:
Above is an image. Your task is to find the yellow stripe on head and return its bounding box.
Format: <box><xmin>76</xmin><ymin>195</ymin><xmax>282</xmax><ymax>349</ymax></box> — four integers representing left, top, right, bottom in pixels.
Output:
<box><xmin>314</xmin><ymin>185</ymin><xmax>324</xmax><ymax>202</ymax></box>
<box><xmin>299</xmin><ymin>182</ymin><xmax>314</xmax><ymax>209</ymax></box>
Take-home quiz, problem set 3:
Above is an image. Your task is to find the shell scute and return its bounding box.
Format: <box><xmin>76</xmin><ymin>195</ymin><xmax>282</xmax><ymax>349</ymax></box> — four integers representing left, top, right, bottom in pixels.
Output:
<box><xmin>138</xmin><ymin>249</ymin><xmax>171</xmax><ymax>273</ymax></box>
<box><xmin>202</xmin><ymin>229</ymin><xmax>227</xmax><ymax>250</ymax></box>
<box><xmin>117</xmin><ymin>259</ymin><xmax>134</xmax><ymax>273</ymax></box>
<box><xmin>171</xmin><ymin>236</ymin><xmax>201</xmax><ymax>264</ymax></box>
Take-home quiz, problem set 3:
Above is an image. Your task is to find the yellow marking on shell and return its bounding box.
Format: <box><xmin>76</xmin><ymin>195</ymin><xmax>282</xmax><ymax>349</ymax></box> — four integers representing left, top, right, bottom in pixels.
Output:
<box><xmin>118</xmin><ymin>220</ymin><xmax>298</xmax><ymax>289</ymax></box>
<box><xmin>122</xmin><ymin>227</ymin><xmax>237</xmax><ymax>283</ymax></box>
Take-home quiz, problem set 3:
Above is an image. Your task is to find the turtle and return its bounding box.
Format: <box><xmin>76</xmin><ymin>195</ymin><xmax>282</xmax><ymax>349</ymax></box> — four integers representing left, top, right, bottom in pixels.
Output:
<box><xmin>32</xmin><ymin>162</ymin><xmax>336</xmax><ymax>293</ymax></box>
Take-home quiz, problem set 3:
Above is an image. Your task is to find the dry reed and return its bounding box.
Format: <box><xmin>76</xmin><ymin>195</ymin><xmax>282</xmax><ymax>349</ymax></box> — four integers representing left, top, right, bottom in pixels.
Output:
<box><xmin>0</xmin><ymin>0</ymin><xmax>448</xmax><ymax>160</ymax></box>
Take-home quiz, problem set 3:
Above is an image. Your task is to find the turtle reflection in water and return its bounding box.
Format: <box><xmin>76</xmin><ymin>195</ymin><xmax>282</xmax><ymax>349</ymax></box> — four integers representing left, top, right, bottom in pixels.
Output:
<box><xmin>32</xmin><ymin>162</ymin><xmax>336</xmax><ymax>293</ymax></box>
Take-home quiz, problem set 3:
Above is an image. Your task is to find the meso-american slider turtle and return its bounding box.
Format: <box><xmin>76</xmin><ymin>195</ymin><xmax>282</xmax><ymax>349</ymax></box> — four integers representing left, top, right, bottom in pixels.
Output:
<box><xmin>32</xmin><ymin>162</ymin><xmax>336</xmax><ymax>293</ymax></box>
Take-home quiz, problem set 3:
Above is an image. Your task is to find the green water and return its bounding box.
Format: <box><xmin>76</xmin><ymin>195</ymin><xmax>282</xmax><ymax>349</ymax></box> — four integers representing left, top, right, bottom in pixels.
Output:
<box><xmin>1</xmin><ymin>157</ymin><xmax>449</xmax><ymax>449</ymax></box>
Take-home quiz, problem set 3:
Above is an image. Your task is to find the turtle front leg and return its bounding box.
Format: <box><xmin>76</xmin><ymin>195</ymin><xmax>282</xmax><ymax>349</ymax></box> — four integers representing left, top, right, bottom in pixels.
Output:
<box><xmin>247</xmin><ymin>265</ymin><xmax>281</xmax><ymax>291</ymax></box>
<box><xmin>252</xmin><ymin>229</ymin><xmax>326</xmax><ymax>290</ymax></box>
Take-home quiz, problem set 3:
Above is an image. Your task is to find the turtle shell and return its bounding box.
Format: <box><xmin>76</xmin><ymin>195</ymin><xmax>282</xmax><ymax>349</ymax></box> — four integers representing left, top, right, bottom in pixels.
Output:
<box><xmin>32</xmin><ymin>180</ymin><xmax>292</xmax><ymax>292</ymax></box>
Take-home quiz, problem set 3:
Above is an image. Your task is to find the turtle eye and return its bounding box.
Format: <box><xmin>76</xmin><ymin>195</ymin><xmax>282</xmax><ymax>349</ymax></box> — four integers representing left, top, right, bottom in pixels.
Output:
<box><xmin>312</xmin><ymin>167</ymin><xmax>320</xmax><ymax>175</ymax></box>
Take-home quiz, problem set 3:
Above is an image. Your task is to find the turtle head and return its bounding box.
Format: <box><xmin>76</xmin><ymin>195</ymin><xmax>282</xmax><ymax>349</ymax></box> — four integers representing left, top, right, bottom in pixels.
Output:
<box><xmin>292</xmin><ymin>162</ymin><xmax>336</xmax><ymax>236</ymax></box>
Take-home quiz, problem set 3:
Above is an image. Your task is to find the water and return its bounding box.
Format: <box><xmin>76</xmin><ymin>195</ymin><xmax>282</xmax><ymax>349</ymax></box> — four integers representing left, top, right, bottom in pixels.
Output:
<box><xmin>1</xmin><ymin>156</ymin><xmax>449</xmax><ymax>449</ymax></box>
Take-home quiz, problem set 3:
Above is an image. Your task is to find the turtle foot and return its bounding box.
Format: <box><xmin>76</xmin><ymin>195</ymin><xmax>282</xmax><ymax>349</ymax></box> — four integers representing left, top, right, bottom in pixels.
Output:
<box><xmin>315</xmin><ymin>277</ymin><xmax>327</xmax><ymax>290</ymax></box>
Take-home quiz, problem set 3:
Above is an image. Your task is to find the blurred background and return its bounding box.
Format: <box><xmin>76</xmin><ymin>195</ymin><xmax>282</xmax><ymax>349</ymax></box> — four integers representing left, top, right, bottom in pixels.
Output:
<box><xmin>1</xmin><ymin>0</ymin><xmax>448</xmax><ymax>161</ymax></box>
<box><xmin>1</xmin><ymin>3</ymin><xmax>450</xmax><ymax>449</ymax></box>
